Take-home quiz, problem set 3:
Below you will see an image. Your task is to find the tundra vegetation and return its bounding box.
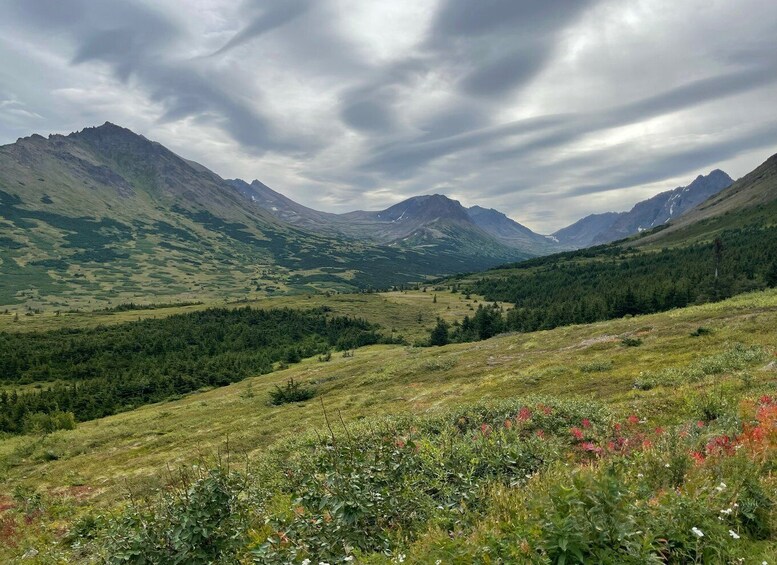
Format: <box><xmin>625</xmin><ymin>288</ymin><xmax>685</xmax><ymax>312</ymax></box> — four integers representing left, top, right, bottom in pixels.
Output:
<box><xmin>0</xmin><ymin>288</ymin><xmax>775</xmax><ymax>563</ymax></box>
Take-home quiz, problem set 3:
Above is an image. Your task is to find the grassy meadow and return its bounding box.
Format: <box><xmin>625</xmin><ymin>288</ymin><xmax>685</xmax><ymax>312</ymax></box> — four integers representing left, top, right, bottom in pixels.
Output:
<box><xmin>0</xmin><ymin>289</ymin><xmax>775</xmax><ymax>562</ymax></box>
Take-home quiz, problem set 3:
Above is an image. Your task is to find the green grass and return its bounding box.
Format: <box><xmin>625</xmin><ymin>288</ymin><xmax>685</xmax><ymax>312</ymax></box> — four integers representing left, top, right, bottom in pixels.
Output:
<box><xmin>1</xmin><ymin>289</ymin><xmax>775</xmax><ymax>562</ymax></box>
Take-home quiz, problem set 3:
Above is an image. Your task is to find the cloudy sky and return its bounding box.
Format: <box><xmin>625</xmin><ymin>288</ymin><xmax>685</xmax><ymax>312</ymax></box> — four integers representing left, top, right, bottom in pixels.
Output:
<box><xmin>1</xmin><ymin>0</ymin><xmax>777</xmax><ymax>232</ymax></box>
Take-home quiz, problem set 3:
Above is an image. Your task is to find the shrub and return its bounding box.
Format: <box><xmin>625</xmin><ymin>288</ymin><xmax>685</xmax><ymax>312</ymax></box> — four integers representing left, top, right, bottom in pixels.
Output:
<box><xmin>268</xmin><ymin>378</ymin><xmax>315</xmax><ymax>405</ymax></box>
<box><xmin>690</xmin><ymin>326</ymin><xmax>713</xmax><ymax>337</ymax></box>
<box><xmin>252</xmin><ymin>397</ymin><xmax>610</xmax><ymax>563</ymax></box>
<box><xmin>621</xmin><ymin>337</ymin><xmax>643</xmax><ymax>347</ymax></box>
<box><xmin>100</xmin><ymin>467</ymin><xmax>249</xmax><ymax>564</ymax></box>
<box><xmin>22</xmin><ymin>410</ymin><xmax>76</xmax><ymax>435</ymax></box>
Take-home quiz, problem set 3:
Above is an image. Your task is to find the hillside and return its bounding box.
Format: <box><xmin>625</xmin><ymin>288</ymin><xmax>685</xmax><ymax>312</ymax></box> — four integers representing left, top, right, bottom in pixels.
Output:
<box><xmin>634</xmin><ymin>153</ymin><xmax>777</xmax><ymax>247</ymax></box>
<box><xmin>1</xmin><ymin>289</ymin><xmax>776</xmax><ymax>562</ymax></box>
<box><xmin>554</xmin><ymin>169</ymin><xmax>733</xmax><ymax>247</ymax></box>
<box><xmin>444</xmin><ymin>152</ymin><xmax>777</xmax><ymax>336</ymax></box>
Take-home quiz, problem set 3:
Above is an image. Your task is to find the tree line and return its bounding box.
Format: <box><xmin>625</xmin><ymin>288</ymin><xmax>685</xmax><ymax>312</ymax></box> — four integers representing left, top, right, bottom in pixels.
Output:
<box><xmin>0</xmin><ymin>307</ymin><xmax>382</xmax><ymax>434</ymax></box>
<box><xmin>430</xmin><ymin>225</ymin><xmax>777</xmax><ymax>344</ymax></box>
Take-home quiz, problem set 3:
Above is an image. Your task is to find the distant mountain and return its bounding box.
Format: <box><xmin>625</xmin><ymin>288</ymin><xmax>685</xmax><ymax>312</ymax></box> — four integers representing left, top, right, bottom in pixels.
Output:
<box><xmin>227</xmin><ymin>178</ymin><xmax>341</xmax><ymax>234</ymax></box>
<box><xmin>551</xmin><ymin>212</ymin><xmax>623</xmax><ymax>249</ymax></box>
<box><xmin>635</xmin><ymin>153</ymin><xmax>777</xmax><ymax>247</ymax></box>
<box><xmin>0</xmin><ymin>123</ymin><xmax>541</xmax><ymax>310</ymax></box>
<box><xmin>554</xmin><ymin>170</ymin><xmax>734</xmax><ymax>247</ymax></box>
<box><xmin>229</xmin><ymin>181</ymin><xmax>563</xmax><ymax>258</ymax></box>
<box><xmin>466</xmin><ymin>205</ymin><xmax>564</xmax><ymax>254</ymax></box>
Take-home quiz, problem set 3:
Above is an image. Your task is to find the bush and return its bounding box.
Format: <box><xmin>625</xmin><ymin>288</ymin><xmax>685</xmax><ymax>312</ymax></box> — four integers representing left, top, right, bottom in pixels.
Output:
<box><xmin>252</xmin><ymin>397</ymin><xmax>610</xmax><ymax>563</ymax></box>
<box><xmin>621</xmin><ymin>337</ymin><xmax>643</xmax><ymax>347</ymax></box>
<box><xmin>22</xmin><ymin>410</ymin><xmax>77</xmax><ymax>435</ymax></box>
<box><xmin>101</xmin><ymin>467</ymin><xmax>249</xmax><ymax>564</ymax></box>
<box><xmin>268</xmin><ymin>378</ymin><xmax>315</xmax><ymax>405</ymax></box>
<box><xmin>690</xmin><ymin>326</ymin><xmax>713</xmax><ymax>337</ymax></box>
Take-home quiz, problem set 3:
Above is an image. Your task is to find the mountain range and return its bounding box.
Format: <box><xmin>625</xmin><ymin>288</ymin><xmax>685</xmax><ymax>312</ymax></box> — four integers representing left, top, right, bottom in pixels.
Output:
<box><xmin>0</xmin><ymin>123</ymin><xmax>543</xmax><ymax>309</ymax></box>
<box><xmin>228</xmin><ymin>178</ymin><xmax>562</xmax><ymax>256</ymax></box>
<box><xmin>0</xmin><ymin>122</ymin><xmax>765</xmax><ymax>310</ymax></box>
<box><xmin>553</xmin><ymin>170</ymin><xmax>734</xmax><ymax>248</ymax></box>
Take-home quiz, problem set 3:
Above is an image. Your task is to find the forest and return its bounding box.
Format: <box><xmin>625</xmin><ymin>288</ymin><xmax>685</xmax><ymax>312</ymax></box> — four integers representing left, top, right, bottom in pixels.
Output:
<box><xmin>436</xmin><ymin>224</ymin><xmax>777</xmax><ymax>343</ymax></box>
<box><xmin>0</xmin><ymin>307</ymin><xmax>381</xmax><ymax>434</ymax></box>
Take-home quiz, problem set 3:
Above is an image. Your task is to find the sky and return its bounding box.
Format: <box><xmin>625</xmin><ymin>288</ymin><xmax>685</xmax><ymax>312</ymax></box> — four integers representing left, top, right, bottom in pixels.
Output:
<box><xmin>1</xmin><ymin>0</ymin><xmax>777</xmax><ymax>233</ymax></box>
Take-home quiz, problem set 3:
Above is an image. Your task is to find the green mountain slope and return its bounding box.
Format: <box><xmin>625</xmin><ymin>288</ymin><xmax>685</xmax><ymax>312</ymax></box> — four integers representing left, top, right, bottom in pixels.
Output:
<box><xmin>447</xmin><ymin>151</ymin><xmax>777</xmax><ymax>333</ymax></box>
<box><xmin>634</xmin><ymin>152</ymin><xmax>777</xmax><ymax>247</ymax></box>
<box><xmin>229</xmin><ymin>179</ymin><xmax>555</xmax><ymax>259</ymax></box>
<box><xmin>0</xmin><ymin>124</ymin><xmax>534</xmax><ymax>310</ymax></box>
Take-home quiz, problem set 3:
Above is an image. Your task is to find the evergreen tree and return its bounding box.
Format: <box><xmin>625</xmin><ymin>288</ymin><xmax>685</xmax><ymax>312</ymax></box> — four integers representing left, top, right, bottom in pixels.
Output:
<box><xmin>429</xmin><ymin>318</ymin><xmax>449</xmax><ymax>346</ymax></box>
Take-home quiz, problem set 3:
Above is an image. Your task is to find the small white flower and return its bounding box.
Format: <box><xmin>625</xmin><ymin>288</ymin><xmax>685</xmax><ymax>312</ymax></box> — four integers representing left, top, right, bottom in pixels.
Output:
<box><xmin>729</xmin><ymin>530</ymin><xmax>740</xmax><ymax>539</ymax></box>
<box><xmin>691</xmin><ymin>526</ymin><xmax>704</xmax><ymax>538</ymax></box>
<box><xmin>436</xmin><ymin>561</ymin><xmax>442</xmax><ymax>565</ymax></box>
<box><xmin>637</xmin><ymin>473</ymin><xmax>644</xmax><ymax>478</ymax></box>
<box><xmin>396</xmin><ymin>554</ymin><xmax>406</xmax><ymax>563</ymax></box>
<box><xmin>664</xmin><ymin>463</ymin><xmax>670</xmax><ymax>468</ymax></box>
<box><xmin>715</xmin><ymin>482</ymin><xmax>727</xmax><ymax>492</ymax></box>
<box><xmin>720</xmin><ymin>508</ymin><xmax>732</xmax><ymax>515</ymax></box>
<box><xmin>344</xmin><ymin>557</ymin><xmax>355</xmax><ymax>562</ymax></box>
<box><xmin>301</xmin><ymin>560</ymin><xmax>310</xmax><ymax>565</ymax></box>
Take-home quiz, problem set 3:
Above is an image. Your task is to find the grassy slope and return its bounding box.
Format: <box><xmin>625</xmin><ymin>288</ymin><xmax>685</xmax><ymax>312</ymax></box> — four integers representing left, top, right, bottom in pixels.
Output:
<box><xmin>1</xmin><ymin>289</ymin><xmax>775</xmax><ymax>510</ymax></box>
<box><xmin>0</xmin><ymin>290</ymin><xmax>503</xmax><ymax>344</ymax></box>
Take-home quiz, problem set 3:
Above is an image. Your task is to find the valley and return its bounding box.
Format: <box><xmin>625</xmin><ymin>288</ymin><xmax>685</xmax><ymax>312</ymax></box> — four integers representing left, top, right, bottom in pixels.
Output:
<box><xmin>0</xmin><ymin>128</ymin><xmax>776</xmax><ymax>563</ymax></box>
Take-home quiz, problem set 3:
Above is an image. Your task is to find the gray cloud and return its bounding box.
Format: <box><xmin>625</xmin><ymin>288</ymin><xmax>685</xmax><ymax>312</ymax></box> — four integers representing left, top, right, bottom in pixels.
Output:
<box><xmin>567</xmin><ymin>121</ymin><xmax>777</xmax><ymax>197</ymax></box>
<box><xmin>212</xmin><ymin>0</ymin><xmax>311</xmax><ymax>56</ymax></box>
<box><xmin>6</xmin><ymin>0</ymin><xmax>305</xmax><ymax>153</ymax></box>
<box><xmin>1</xmin><ymin>0</ymin><xmax>777</xmax><ymax>232</ymax></box>
<box><xmin>427</xmin><ymin>0</ymin><xmax>599</xmax><ymax>99</ymax></box>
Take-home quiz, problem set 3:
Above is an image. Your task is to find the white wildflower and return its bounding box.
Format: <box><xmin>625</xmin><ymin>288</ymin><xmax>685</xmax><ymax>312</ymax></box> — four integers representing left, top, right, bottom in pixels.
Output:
<box><xmin>664</xmin><ymin>463</ymin><xmax>670</xmax><ymax>468</ymax></box>
<box><xmin>715</xmin><ymin>482</ymin><xmax>727</xmax><ymax>492</ymax></box>
<box><xmin>396</xmin><ymin>554</ymin><xmax>406</xmax><ymax>563</ymax></box>
<box><xmin>344</xmin><ymin>557</ymin><xmax>355</xmax><ymax>562</ymax></box>
<box><xmin>637</xmin><ymin>473</ymin><xmax>644</xmax><ymax>478</ymax></box>
<box><xmin>691</xmin><ymin>526</ymin><xmax>704</xmax><ymax>538</ymax></box>
<box><xmin>301</xmin><ymin>560</ymin><xmax>310</xmax><ymax>565</ymax></box>
<box><xmin>720</xmin><ymin>508</ymin><xmax>732</xmax><ymax>515</ymax></box>
<box><xmin>729</xmin><ymin>530</ymin><xmax>740</xmax><ymax>539</ymax></box>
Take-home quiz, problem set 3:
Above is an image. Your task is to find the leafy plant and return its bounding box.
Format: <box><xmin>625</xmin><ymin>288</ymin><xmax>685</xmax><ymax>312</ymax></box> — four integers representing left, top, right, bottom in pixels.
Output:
<box><xmin>101</xmin><ymin>466</ymin><xmax>249</xmax><ymax>565</ymax></box>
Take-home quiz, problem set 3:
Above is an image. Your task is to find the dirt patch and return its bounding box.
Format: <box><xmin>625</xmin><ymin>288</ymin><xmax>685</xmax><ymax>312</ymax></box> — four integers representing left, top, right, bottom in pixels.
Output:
<box><xmin>566</xmin><ymin>335</ymin><xmax>620</xmax><ymax>350</ymax></box>
<box><xmin>0</xmin><ymin>496</ymin><xmax>15</xmax><ymax>513</ymax></box>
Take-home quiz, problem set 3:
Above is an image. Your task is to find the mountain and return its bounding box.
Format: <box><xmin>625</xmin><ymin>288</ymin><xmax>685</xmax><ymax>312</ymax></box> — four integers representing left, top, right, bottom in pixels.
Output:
<box><xmin>227</xmin><ymin>178</ymin><xmax>342</xmax><ymax>234</ymax></box>
<box><xmin>228</xmin><ymin>180</ymin><xmax>562</xmax><ymax>258</ymax></box>
<box><xmin>554</xmin><ymin>170</ymin><xmax>733</xmax><ymax>247</ymax></box>
<box><xmin>550</xmin><ymin>212</ymin><xmax>622</xmax><ymax>249</ymax></box>
<box><xmin>634</xmin><ymin>153</ymin><xmax>777</xmax><ymax>247</ymax></box>
<box><xmin>0</xmin><ymin>123</ymin><xmax>535</xmax><ymax>310</ymax></box>
<box><xmin>466</xmin><ymin>205</ymin><xmax>565</xmax><ymax>254</ymax></box>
